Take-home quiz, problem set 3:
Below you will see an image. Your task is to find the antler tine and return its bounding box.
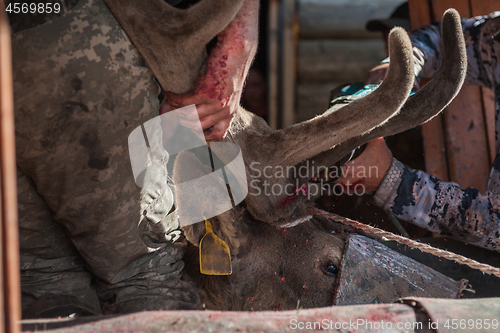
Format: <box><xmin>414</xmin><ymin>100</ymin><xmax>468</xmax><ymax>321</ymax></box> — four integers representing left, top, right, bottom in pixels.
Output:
<box><xmin>104</xmin><ymin>0</ymin><xmax>244</xmax><ymax>93</ymax></box>
<box><xmin>262</xmin><ymin>27</ymin><xmax>414</xmax><ymax>169</ymax></box>
<box><xmin>297</xmin><ymin>9</ymin><xmax>466</xmax><ymax>184</ymax></box>
<box><xmin>372</xmin><ymin>9</ymin><xmax>467</xmax><ymax>137</ymax></box>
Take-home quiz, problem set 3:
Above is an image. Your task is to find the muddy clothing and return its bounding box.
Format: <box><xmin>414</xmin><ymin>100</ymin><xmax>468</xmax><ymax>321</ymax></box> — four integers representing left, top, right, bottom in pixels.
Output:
<box><xmin>373</xmin><ymin>12</ymin><xmax>500</xmax><ymax>252</ymax></box>
<box><xmin>12</xmin><ymin>0</ymin><xmax>200</xmax><ymax>317</ymax></box>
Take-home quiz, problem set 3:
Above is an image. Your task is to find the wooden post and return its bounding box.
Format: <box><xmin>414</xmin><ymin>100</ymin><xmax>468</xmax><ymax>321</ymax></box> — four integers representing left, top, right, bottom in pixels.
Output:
<box><xmin>0</xmin><ymin>3</ymin><xmax>21</xmax><ymax>332</ymax></box>
<box><xmin>470</xmin><ymin>0</ymin><xmax>500</xmax><ymax>162</ymax></box>
<box><xmin>431</xmin><ymin>0</ymin><xmax>493</xmax><ymax>191</ymax></box>
<box><xmin>409</xmin><ymin>0</ymin><xmax>450</xmax><ymax>181</ymax></box>
<box><xmin>280</xmin><ymin>0</ymin><xmax>297</xmax><ymax>128</ymax></box>
<box><xmin>268</xmin><ymin>0</ymin><xmax>280</xmax><ymax>129</ymax></box>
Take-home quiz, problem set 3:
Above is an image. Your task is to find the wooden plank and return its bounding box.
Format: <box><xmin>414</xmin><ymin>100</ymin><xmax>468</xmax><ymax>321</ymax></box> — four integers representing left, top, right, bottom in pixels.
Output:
<box><xmin>421</xmin><ymin>115</ymin><xmax>449</xmax><ymax>179</ymax></box>
<box><xmin>409</xmin><ymin>1</ymin><xmax>450</xmax><ymax>181</ymax></box>
<box><xmin>22</xmin><ymin>304</ymin><xmax>418</xmax><ymax>332</ymax></box>
<box><xmin>408</xmin><ymin>0</ymin><xmax>432</xmax><ymax>28</ymax></box>
<box><xmin>267</xmin><ymin>0</ymin><xmax>280</xmax><ymax>129</ymax></box>
<box><xmin>482</xmin><ymin>88</ymin><xmax>496</xmax><ymax>162</ymax></box>
<box><xmin>430</xmin><ymin>0</ymin><xmax>471</xmax><ymax>20</ymax></box>
<box><xmin>443</xmin><ymin>86</ymin><xmax>490</xmax><ymax>190</ymax></box>
<box><xmin>470</xmin><ymin>0</ymin><xmax>500</xmax><ymax>17</ymax></box>
<box><xmin>298</xmin><ymin>0</ymin><xmax>404</xmax><ymax>39</ymax></box>
<box><xmin>296</xmin><ymin>82</ymin><xmax>342</xmax><ymax>123</ymax></box>
<box><xmin>298</xmin><ymin>39</ymin><xmax>386</xmax><ymax>83</ymax></box>
<box><xmin>281</xmin><ymin>0</ymin><xmax>297</xmax><ymax>128</ymax></box>
<box><xmin>471</xmin><ymin>0</ymin><xmax>500</xmax><ymax>162</ymax></box>
<box><xmin>0</xmin><ymin>3</ymin><xmax>21</xmax><ymax>332</ymax></box>
<box><xmin>431</xmin><ymin>0</ymin><xmax>490</xmax><ymax>191</ymax></box>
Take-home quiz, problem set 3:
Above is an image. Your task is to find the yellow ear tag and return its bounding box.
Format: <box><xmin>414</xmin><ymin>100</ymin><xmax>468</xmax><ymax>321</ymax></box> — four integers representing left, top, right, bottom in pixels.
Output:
<box><xmin>199</xmin><ymin>218</ymin><xmax>232</xmax><ymax>275</ymax></box>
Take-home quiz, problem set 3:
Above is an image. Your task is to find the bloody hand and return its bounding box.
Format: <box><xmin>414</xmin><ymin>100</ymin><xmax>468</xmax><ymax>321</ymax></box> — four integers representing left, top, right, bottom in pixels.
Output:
<box><xmin>162</xmin><ymin>0</ymin><xmax>259</xmax><ymax>141</ymax></box>
<box><xmin>334</xmin><ymin>138</ymin><xmax>393</xmax><ymax>194</ymax></box>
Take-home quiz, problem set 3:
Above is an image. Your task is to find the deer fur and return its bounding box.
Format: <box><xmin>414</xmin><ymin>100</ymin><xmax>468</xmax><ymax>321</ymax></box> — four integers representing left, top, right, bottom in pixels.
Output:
<box><xmin>104</xmin><ymin>2</ymin><xmax>466</xmax><ymax>310</ymax></box>
<box><xmin>103</xmin><ymin>0</ymin><xmax>245</xmax><ymax>93</ymax></box>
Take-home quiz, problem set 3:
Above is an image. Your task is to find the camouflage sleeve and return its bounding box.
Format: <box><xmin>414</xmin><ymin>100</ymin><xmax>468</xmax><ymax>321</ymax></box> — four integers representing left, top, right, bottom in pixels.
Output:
<box><xmin>380</xmin><ymin>12</ymin><xmax>500</xmax><ymax>89</ymax></box>
<box><xmin>378</xmin><ymin>23</ymin><xmax>442</xmax><ymax>82</ymax></box>
<box><xmin>373</xmin><ymin>158</ymin><xmax>500</xmax><ymax>252</ymax></box>
<box><xmin>371</xmin><ymin>12</ymin><xmax>500</xmax><ymax>252</ymax></box>
<box><xmin>410</xmin><ymin>12</ymin><xmax>500</xmax><ymax>89</ymax></box>
<box><xmin>408</xmin><ymin>22</ymin><xmax>441</xmax><ymax>83</ymax></box>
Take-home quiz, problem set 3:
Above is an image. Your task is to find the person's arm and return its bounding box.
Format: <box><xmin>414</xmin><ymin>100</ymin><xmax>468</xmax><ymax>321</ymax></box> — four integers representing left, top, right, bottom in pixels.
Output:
<box><xmin>162</xmin><ymin>0</ymin><xmax>259</xmax><ymax>141</ymax></box>
<box><xmin>349</xmin><ymin>13</ymin><xmax>500</xmax><ymax>252</ymax></box>
<box><xmin>336</xmin><ymin>138</ymin><xmax>500</xmax><ymax>252</ymax></box>
<box><xmin>364</xmin><ymin>22</ymin><xmax>441</xmax><ymax>86</ymax></box>
<box><xmin>366</xmin><ymin>13</ymin><xmax>500</xmax><ymax>89</ymax></box>
<box><xmin>372</xmin><ymin>155</ymin><xmax>500</xmax><ymax>252</ymax></box>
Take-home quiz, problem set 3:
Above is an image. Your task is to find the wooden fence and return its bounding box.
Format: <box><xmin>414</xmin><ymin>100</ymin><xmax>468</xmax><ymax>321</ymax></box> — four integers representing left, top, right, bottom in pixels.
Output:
<box><xmin>410</xmin><ymin>0</ymin><xmax>500</xmax><ymax>190</ymax></box>
<box><xmin>0</xmin><ymin>3</ymin><xmax>21</xmax><ymax>333</ymax></box>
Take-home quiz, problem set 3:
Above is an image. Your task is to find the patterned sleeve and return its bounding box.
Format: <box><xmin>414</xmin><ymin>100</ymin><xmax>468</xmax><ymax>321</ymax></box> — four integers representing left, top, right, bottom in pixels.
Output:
<box><xmin>371</xmin><ymin>12</ymin><xmax>500</xmax><ymax>252</ymax></box>
<box><xmin>382</xmin><ymin>12</ymin><xmax>500</xmax><ymax>89</ymax></box>
<box><xmin>379</xmin><ymin>23</ymin><xmax>442</xmax><ymax>83</ymax></box>
<box><xmin>373</xmin><ymin>158</ymin><xmax>500</xmax><ymax>252</ymax></box>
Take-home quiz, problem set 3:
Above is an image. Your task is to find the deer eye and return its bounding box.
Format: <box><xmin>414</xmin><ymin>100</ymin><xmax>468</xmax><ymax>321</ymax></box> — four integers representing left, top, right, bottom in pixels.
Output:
<box><xmin>321</xmin><ymin>262</ymin><xmax>338</xmax><ymax>276</ymax></box>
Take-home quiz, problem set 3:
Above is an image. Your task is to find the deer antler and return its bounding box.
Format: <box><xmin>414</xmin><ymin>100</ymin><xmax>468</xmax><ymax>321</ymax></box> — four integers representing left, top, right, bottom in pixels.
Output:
<box><xmin>298</xmin><ymin>8</ymin><xmax>467</xmax><ymax>183</ymax></box>
<box><xmin>103</xmin><ymin>0</ymin><xmax>244</xmax><ymax>93</ymax></box>
<box><xmin>230</xmin><ymin>27</ymin><xmax>414</xmax><ymax>222</ymax></box>
<box><xmin>226</xmin><ymin>9</ymin><xmax>465</xmax><ymax>224</ymax></box>
<box><xmin>266</xmin><ymin>27</ymin><xmax>414</xmax><ymax>168</ymax></box>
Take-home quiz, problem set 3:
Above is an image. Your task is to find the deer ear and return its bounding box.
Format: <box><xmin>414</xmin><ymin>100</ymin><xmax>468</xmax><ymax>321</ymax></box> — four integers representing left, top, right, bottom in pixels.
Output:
<box><xmin>173</xmin><ymin>151</ymin><xmax>240</xmax><ymax>251</ymax></box>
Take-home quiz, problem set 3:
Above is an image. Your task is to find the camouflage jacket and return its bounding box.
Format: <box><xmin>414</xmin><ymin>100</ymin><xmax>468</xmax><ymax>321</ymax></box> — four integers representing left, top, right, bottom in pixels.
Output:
<box><xmin>373</xmin><ymin>12</ymin><xmax>500</xmax><ymax>252</ymax></box>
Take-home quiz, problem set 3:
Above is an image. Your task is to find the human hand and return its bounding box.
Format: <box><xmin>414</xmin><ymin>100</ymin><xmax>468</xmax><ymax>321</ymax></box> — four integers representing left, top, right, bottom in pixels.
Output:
<box><xmin>335</xmin><ymin>138</ymin><xmax>393</xmax><ymax>194</ymax></box>
<box><xmin>364</xmin><ymin>63</ymin><xmax>390</xmax><ymax>85</ymax></box>
<box><xmin>365</xmin><ymin>62</ymin><xmax>419</xmax><ymax>89</ymax></box>
<box><xmin>162</xmin><ymin>0</ymin><xmax>258</xmax><ymax>141</ymax></box>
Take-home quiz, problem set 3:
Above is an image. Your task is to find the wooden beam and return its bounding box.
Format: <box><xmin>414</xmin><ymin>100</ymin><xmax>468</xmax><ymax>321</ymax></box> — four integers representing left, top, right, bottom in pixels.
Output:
<box><xmin>481</xmin><ymin>83</ymin><xmax>497</xmax><ymax>164</ymax></box>
<box><xmin>421</xmin><ymin>110</ymin><xmax>449</xmax><ymax>179</ymax></box>
<box><xmin>430</xmin><ymin>0</ymin><xmax>470</xmax><ymax>20</ymax></box>
<box><xmin>431</xmin><ymin>0</ymin><xmax>490</xmax><ymax>191</ymax></box>
<box><xmin>281</xmin><ymin>0</ymin><xmax>297</xmax><ymax>128</ymax></box>
<box><xmin>443</xmin><ymin>85</ymin><xmax>490</xmax><ymax>190</ymax></box>
<box><xmin>0</xmin><ymin>3</ymin><xmax>21</xmax><ymax>332</ymax></box>
<box><xmin>298</xmin><ymin>0</ymin><xmax>409</xmax><ymax>39</ymax></box>
<box><xmin>267</xmin><ymin>0</ymin><xmax>280</xmax><ymax>129</ymax></box>
<box><xmin>469</xmin><ymin>0</ymin><xmax>500</xmax><ymax>16</ymax></box>
<box><xmin>409</xmin><ymin>0</ymin><xmax>450</xmax><ymax>180</ymax></box>
<box><xmin>470</xmin><ymin>0</ymin><xmax>500</xmax><ymax>162</ymax></box>
<box><xmin>408</xmin><ymin>0</ymin><xmax>432</xmax><ymax>28</ymax></box>
<box><xmin>298</xmin><ymin>40</ymin><xmax>386</xmax><ymax>83</ymax></box>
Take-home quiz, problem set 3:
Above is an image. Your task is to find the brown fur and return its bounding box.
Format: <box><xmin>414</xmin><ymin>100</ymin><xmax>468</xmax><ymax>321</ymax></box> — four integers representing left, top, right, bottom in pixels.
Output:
<box><xmin>103</xmin><ymin>0</ymin><xmax>245</xmax><ymax>93</ymax></box>
<box><xmin>174</xmin><ymin>151</ymin><xmax>348</xmax><ymax>310</ymax></box>
<box><xmin>183</xmin><ymin>210</ymin><xmax>348</xmax><ymax>310</ymax></box>
<box><xmin>174</xmin><ymin>9</ymin><xmax>466</xmax><ymax>311</ymax></box>
<box><xmin>223</xmin><ymin>10</ymin><xmax>466</xmax><ymax>225</ymax></box>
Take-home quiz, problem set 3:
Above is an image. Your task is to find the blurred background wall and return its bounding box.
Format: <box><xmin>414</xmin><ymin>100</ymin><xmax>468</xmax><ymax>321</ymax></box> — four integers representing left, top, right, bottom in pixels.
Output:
<box><xmin>296</xmin><ymin>0</ymin><xmax>405</xmax><ymax>122</ymax></box>
<box><xmin>248</xmin><ymin>0</ymin><xmax>406</xmax><ymax>127</ymax></box>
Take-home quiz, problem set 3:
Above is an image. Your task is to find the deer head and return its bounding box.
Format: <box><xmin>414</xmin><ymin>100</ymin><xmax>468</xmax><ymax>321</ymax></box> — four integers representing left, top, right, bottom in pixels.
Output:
<box><xmin>215</xmin><ymin>9</ymin><xmax>466</xmax><ymax>225</ymax></box>
<box><xmin>105</xmin><ymin>2</ymin><xmax>466</xmax><ymax>310</ymax></box>
<box><xmin>173</xmin><ymin>8</ymin><xmax>465</xmax><ymax>310</ymax></box>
